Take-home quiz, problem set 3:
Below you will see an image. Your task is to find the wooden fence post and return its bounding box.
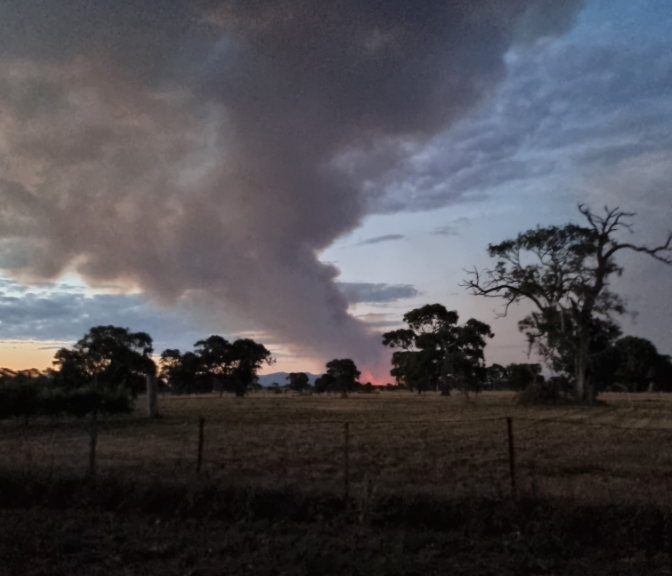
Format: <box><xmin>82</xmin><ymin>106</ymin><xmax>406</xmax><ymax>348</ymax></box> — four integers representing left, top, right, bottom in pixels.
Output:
<box><xmin>88</xmin><ymin>410</ymin><xmax>98</xmax><ymax>478</ymax></box>
<box><xmin>343</xmin><ymin>422</ymin><xmax>350</xmax><ymax>501</ymax></box>
<box><xmin>197</xmin><ymin>417</ymin><xmax>205</xmax><ymax>473</ymax></box>
<box><xmin>507</xmin><ymin>417</ymin><xmax>517</xmax><ymax>499</ymax></box>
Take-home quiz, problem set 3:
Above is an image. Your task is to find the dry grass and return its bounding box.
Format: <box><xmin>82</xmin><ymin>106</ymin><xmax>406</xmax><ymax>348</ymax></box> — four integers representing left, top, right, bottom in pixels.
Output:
<box><xmin>2</xmin><ymin>391</ymin><xmax>672</xmax><ymax>506</ymax></box>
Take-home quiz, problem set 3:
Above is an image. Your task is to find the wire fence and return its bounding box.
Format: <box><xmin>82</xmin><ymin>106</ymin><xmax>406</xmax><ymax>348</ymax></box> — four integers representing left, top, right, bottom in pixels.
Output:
<box><xmin>2</xmin><ymin>412</ymin><xmax>672</xmax><ymax>506</ymax></box>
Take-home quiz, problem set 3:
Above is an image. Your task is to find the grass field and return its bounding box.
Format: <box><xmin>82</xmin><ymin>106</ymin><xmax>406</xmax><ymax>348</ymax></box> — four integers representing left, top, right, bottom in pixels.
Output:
<box><xmin>3</xmin><ymin>391</ymin><xmax>672</xmax><ymax>574</ymax></box>
<box><xmin>2</xmin><ymin>391</ymin><xmax>672</xmax><ymax>506</ymax></box>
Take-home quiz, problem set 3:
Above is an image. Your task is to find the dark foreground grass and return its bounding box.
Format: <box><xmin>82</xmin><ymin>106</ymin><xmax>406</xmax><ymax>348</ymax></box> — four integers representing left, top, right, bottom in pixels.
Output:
<box><xmin>3</xmin><ymin>393</ymin><xmax>672</xmax><ymax>574</ymax></box>
<box><xmin>1</xmin><ymin>474</ymin><xmax>672</xmax><ymax>575</ymax></box>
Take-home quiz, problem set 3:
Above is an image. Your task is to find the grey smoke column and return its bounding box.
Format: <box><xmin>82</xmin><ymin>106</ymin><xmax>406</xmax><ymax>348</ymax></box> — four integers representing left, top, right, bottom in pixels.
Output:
<box><xmin>0</xmin><ymin>0</ymin><xmax>583</xmax><ymax>366</ymax></box>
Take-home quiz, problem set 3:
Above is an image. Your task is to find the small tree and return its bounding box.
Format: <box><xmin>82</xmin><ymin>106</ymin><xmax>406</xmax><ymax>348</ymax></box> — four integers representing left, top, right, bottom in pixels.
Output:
<box><xmin>652</xmin><ymin>354</ymin><xmax>672</xmax><ymax>393</ymax></box>
<box><xmin>463</xmin><ymin>205</ymin><xmax>672</xmax><ymax>403</ymax></box>
<box><xmin>612</xmin><ymin>336</ymin><xmax>666</xmax><ymax>393</ymax></box>
<box><xmin>484</xmin><ymin>364</ymin><xmax>508</xmax><ymax>391</ymax></box>
<box><xmin>159</xmin><ymin>349</ymin><xmax>207</xmax><ymax>394</ymax></box>
<box><xmin>52</xmin><ymin>325</ymin><xmax>155</xmax><ymax>397</ymax></box>
<box><xmin>194</xmin><ymin>336</ymin><xmax>274</xmax><ymax>397</ymax></box>
<box><xmin>325</xmin><ymin>359</ymin><xmax>360</xmax><ymax>398</ymax></box>
<box><xmin>229</xmin><ymin>338</ymin><xmax>275</xmax><ymax>397</ymax></box>
<box><xmin>505</xmin><ymin>363</ymin><xmax>544</xmax><ymax>391</ymax></box>
<box><xmin>286</xmin><ymin>372</ymin><xmax>311</xmax><ymax>393</ymax></box>
<box><xmin>0</xmin><ymin>370</ymin><xmax>47</xmax><ymax>424</ymax></box>
<box><xmin>194</xmin><ymin>336</ymin><xmax>235</xmax><ymax>396</ymax></box>
<box><xmin>313</xmin><ymin>374</ymin><xmax>335</xmax><ymax>394</ymax></box>
<box><xmin>382</xmin><ymin>304</ymin><xmax>493</xmax><ymax>396</ymax></box>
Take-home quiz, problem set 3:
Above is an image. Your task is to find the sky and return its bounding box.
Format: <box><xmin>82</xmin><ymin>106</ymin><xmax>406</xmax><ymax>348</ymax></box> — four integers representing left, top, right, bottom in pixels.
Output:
<box><xmin>0</xmin><ymin>0</ymin><xmax>671</xmax><ymax>381</ymax></box>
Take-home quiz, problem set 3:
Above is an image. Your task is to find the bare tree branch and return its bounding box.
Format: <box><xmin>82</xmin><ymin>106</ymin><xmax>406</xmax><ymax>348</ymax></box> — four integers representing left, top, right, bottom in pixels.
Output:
<box><xmin>462</xmin><ymin>203</ymin><xmax>672</xmax><ymax>403</ymax></box>
<box><xmin>606</xmin><ymin>234</ymin><xmax>672</xmax><ymax>264</ymax></box>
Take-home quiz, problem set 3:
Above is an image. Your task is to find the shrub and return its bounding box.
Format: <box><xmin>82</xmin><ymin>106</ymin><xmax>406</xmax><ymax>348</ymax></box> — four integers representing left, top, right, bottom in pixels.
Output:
<box><xmin>0</xmin><ymin>383</ymin><xmax>133</xmax><ymax>422</ymax></box>
<box><xmin>516</xmin><ymin>382</ymin><xmax>562</xmax><ymax>406</ymax></box>
<box><xmin>51</xmin><ymin>387</ymin><xmax>133</xmax><ymax>418</ymax></box>
<box><xmin>101</xmin><ymin>388</ymin><xmax>134</xmax><ymax>415</ymax></box>
<box><xmin>0</xmin><ymin>379</ymin><xmax>44</xmax><ymax>423</ymax></box>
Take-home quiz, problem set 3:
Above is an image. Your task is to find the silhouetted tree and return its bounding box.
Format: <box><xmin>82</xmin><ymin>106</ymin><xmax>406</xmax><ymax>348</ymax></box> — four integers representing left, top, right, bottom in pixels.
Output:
<box><xmin>0</xmin><ymin>366</ymin><xmax>132</xmax><ymax>422</ymax></box>
<box><xmin>0</xmin><ymin>370</ymin><xmax>49</xmax><ymax>424</ymax></box>
<box><xmin>383</xmin><ymin>304</ymin><xmax>493</xmax><ymax>396</ymax></box>
<box><xmin>194</xmin><ymin>336</ymin><xmax>274</xmax><ymax>397</ymax></box>
<box><xmin>463</xmin><ymin>205</ymin><xmax>672</xmax><ymax>403</ymax></box>
<box><xmin>484</xmin><ymin>364</ymin><xmax>508</xmax><ymax>390</ymax></box>
<box><xmin>286</xmin><ymin>372</ymin><xmax>310</xmax><ymax>393</ymax></box>
<box><xmin>229</xmin><ymin>338</ymin><xmax>274</xmax><ymax>397</ymax></box>
<box><xmin>313</xmin><ymin>373</ymin><xmax>335</xmax><ymax>394</ymax></box>
<box><xmin>52</xmin><ymin>325</ymin><xmax>155</xmax><ymax>396</ymax></box>
<box><xmin>505</xmin><ymin>363</ymin><xmax>544</xmax><ymax>391</ymax></box>
<box><xmin>360</xmin><ymin>382</ymin><xmax>376</xmax><ymax>394</ymax></box>
<box><xmin>194</xmin><ymin>336</ymin><xmax>235</xmax><ymax>396</ymax></box>
<box><xmin>159</xmin><ymin>349</ymin><xmax>206</xmax><ymax>394</ymax></box>
<box><xmin>325</xmin><ymin>359</ymin><xmax>360</xmax><ymax>398</ymax></box>
<box><xmin>611</xmin><ymin>336</ymin><xmax>667</xmax><ymax>392</ymax></box>
<box><xmin>528</xmin><ymin>316</ymin><xmax>622</xmax><ymax>396</ymax></box>
<box><xmin>652</xmin><ymin>354</ymin><xmax>672</xmax><ymax>392</ymax></box>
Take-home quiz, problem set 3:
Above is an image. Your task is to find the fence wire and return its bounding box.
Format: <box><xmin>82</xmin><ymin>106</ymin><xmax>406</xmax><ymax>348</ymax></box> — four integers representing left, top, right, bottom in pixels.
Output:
<box><xmin>2</xmin><ymin>411</ymin><xmax>672</xmax><ymax>506</ymax></box>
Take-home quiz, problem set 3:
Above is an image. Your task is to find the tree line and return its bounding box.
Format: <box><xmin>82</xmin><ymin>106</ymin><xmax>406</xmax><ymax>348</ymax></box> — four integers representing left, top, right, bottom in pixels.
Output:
<box><xmin>0</xmin><ymin>327</ymin><xmax>276</xmax><ymax>421</ymax></box>
<box><xmin>0</xmin><ymin>205</ymin><xmax>670</xmax><ymax>419</ymax></box>
<box><xmin>381</xmin><ymin>205</ymin><xmax>672</xmax><ymax>401</ymax></box>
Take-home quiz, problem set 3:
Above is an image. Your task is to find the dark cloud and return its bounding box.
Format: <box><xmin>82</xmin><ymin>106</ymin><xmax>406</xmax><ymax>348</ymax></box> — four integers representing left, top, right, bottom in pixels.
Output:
<box><xmin>338</xmin><ymin>282</ymin><xmax>419</xmax><ymax>304</ymax></box>
<box><xmin>369</xmin><ymin>27</ymin><xmax>672</xmax><ymax>214</ymax></box>
<box><xmin>357</xmin><ymin>234</ymin><xmax>405</xmax><ymax>246</ymax></box>
<box><xmin>0</xmin><ymin>0</ymin><xmax>584</xmax><ymax>368</ymax></box>
<box><xmin>358</xmin><ymin>9</ymin><xmax>672</xmax><ymax>354</ymax></box>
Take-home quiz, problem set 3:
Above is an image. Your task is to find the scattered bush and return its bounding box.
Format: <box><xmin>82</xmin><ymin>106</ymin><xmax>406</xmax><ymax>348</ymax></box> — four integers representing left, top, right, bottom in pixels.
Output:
<box><xmin>0</xmin><ymin>381</ymin><xmax>133</xmax><ymax>422</ymax></box>
<box><xmin>516</xmin><ymin>382</ymin><xmax>562</xmax><ymax>406</ymax></box>
<box><xmin>0</xmin><ymin>379</ymin><xmax>43</xmax><ymax>423</ymax></box>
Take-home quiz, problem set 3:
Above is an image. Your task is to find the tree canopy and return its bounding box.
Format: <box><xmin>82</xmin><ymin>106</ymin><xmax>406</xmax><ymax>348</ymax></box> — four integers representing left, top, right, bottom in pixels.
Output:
<box><xmin>463</xmin><ymin>205</ymin><xmax>672</xmax><ymax>403</ymax></box>
<box><xmin>159</xmin><ymin>349</ymin><xmax>207</xmax><ymax>394</ymax></box>
<box><xmin>53</xmin><ymin>325</ymin><xmax>155</xmax><ymax>396</ymax></box>
<box><xmin>286</xmin><ymin>372</ymin><xmax>311</xmax><ymax>393</ymax></box>
<box><xmin>382</xmin><ymin>304</ymin><xmax>493</xmax><ymax>395</ymax></box>
<box><xmin>161</xmin><ymin>336</ymin><xmax>274</xmax><ymax>396</ymax></box>
<box><xmin>325</xmin><ymin>359</ymin><xmax>361</xmax><ymax>398</ymax></box>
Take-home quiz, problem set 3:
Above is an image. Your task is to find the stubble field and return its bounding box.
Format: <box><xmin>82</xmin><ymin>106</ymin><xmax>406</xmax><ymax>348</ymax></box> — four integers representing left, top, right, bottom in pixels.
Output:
<box><xmin>2</xmin><ymin>391</ymin><xmax>672</xmax><ymax>507</ymax></box>
<box><xmin>4</xmin><ymin>392</ymin><xmax>672</xmax><ymax>575</ymax></box>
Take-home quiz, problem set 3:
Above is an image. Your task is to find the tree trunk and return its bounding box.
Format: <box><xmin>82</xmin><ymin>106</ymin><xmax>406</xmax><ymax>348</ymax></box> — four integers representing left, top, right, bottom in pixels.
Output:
<box><xmin>574</xmin><ymin>335</ymin><xmax>590</xmax><ymax>403</ymax></box>
<box><xmin>585</xmin><ymin>377</ymin><xmax>596</xmax><ymax>405</ymax></box>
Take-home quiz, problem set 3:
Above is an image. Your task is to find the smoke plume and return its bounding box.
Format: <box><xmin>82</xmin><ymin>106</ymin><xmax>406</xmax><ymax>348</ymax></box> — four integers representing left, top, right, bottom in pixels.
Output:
<box><xmin>0</xmin><ymin>0</ymin><xmax>583</xmax><ymax>366</ymax></box>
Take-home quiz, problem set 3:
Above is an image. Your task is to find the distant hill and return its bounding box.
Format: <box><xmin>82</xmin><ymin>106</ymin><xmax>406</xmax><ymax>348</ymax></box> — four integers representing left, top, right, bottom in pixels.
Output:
<box><xmin>256</xmin><ymin>372</ymin><xmax>320</xmax><ymax>387</ymax></box>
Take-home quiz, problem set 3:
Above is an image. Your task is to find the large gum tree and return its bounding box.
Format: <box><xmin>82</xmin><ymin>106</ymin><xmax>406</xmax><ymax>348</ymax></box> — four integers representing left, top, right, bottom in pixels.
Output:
<box><xmin>462</xmin><ymin>206</ymin><xmax>672</xmax><ymax>403</ymax></box>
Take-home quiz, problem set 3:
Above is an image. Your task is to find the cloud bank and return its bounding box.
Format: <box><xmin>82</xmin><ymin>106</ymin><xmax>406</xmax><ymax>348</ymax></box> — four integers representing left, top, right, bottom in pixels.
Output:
<box><xmin>368</xmin><ymin>15</ymin><xmax>672</xmax><ymax>215</ymax></box>
<box><xmin>0</xmin><ymin>278</ymin><xmax>204</xmax><ymax>352</ymax></box>
<box><xmin>338</xmin><ymin>282</ymin><xmax>419</xmax><ymax>304</ymax></box>
<box><xmin>0</xmin><ymin>1</ymin><xmax>584</xmax><ymax>367</ymax></box>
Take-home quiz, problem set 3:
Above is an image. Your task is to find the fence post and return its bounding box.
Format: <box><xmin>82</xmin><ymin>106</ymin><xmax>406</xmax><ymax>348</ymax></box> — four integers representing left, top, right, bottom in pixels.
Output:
<box><xmin>507</xmin><ymin>417</ymin><xmax>517</xmax><ymax>499</ymax></box>
<box><xmin>88</xmin><ymin>410</ymin><xmax>98</xmax><ymax>478</ymax></box>
<box><xmin>343</xmin><ymin>422</ymin><xmax>350</xmax><ymax>501</ymax></box>
<box><xmin>197</xmin><ymin>417</ymin><xmax>205</xmax><ymax>473</ymax></box>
